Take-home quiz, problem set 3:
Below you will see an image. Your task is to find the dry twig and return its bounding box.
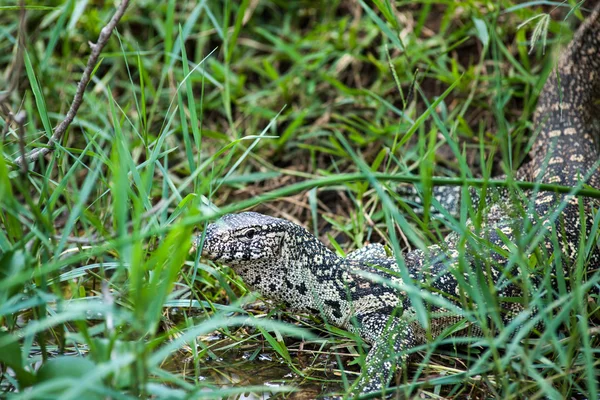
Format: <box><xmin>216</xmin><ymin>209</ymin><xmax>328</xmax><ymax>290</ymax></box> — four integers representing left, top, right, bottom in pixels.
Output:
<box><xmin>14</xmin><ymin>0</ymin><xmax>131</xmax><ymax>167</ymax></box>
<box><xmin>0</xmin><ymin>0</ymin><xmax>27</xmax><ymax>149</ymax></box>
<box><xmin>14</xmin><ymin>110</ymin><xmax>27</xmax><ymax>174</ymax></box>
<box><xmin>0</xmin><ymin>0</ymin><xmax>26</xmax><ymax>107</ymax></box>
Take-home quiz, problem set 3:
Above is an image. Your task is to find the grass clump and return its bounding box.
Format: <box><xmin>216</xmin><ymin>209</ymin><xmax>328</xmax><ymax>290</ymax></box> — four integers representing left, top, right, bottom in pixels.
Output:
<box><xmin>0</xmin><ymin>0</ymin><xmax>598</xmax><ymax>399</ymax></box>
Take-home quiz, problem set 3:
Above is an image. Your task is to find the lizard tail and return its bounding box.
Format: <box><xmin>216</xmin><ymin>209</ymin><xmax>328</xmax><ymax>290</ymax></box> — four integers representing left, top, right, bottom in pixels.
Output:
<box><xmin>531</xmin><ymin>1</ymin><xmax>600</xmax><ymax>186</ymax></box>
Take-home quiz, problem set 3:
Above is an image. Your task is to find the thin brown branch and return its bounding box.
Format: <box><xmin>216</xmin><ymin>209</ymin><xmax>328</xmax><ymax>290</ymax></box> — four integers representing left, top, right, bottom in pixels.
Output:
<box><xmin>0</xmin><ymin>0</ymin><xmax>27</xmax><ymax>142</ymax></box>
<box><xmin>14</xmin><ymin>110</ymin><xmax>27</xmax><ymax>175</ymax></box>
<box><xmin>51</xmin><ymin>234</ymin><xmax>101</xmax><ymax>245</ymax></box>
<box><xmin>0</xmin><ymin>0</ymin><xmax>26</xmax><ymax>106</ymax></box>
<box><xmin>14</xmin><ymin>0</ymin><xmax>131</xmax><ymax>167</ymax></box>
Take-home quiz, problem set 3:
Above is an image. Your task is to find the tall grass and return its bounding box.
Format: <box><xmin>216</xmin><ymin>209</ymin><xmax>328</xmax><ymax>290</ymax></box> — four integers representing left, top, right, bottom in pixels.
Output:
<box><xmin>0</xmin><ymin>0</ymin><xmax>598</xmax><ymax>398</ymax></box>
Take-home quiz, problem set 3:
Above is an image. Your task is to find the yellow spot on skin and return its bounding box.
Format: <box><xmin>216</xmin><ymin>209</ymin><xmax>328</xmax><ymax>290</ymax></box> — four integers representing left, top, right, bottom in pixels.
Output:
<box><xmin>547</xmin><ymin>176</ymin><xmax>562</xmax><ymax>183</ymax></box>
<box><xmin>538</xmin><ymin>195</ymin><xmax>555</xmax><ymax>204</ymax></box>
<box><xmin>548</xmin><ymin>130</ymin><xmax>561</xmax><ymax>138</ymax></box>
<box><xmin>568</xmin><ymin>196</ymin><xmax>579</xmax><ymax>205</ymax></box>
<box><xmin>549</xmin><ymin>156</ymin><xmax>564</xmax><ymax>165</ymax></box>
<box><xmin>564</xmin><ymin>127</ymin><xmax>577</xmax><ymax>135</ymax></box>
<box><xmin>570</xmin><ymin>154</ymin><xmax>585</xmax><ymax>162</ymax></box>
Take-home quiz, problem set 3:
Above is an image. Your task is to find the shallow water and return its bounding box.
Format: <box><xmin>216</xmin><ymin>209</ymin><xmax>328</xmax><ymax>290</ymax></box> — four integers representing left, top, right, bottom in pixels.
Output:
<box><xmin>164</xmin><ymin>333</ymin><xmax>349</xmax><ymax>399</ymax></box>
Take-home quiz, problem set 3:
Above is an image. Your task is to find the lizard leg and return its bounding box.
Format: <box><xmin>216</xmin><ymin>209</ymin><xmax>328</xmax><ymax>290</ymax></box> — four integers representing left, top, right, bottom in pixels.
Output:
<box><xmin>346</xmin><ymin>243</ymin><xmax>389</xmax><ymax>261</ymax></box>
<box><xmin>351</xmin><ymin>313</ymin><xmax>415</xmax><ymax>395</ymax></box>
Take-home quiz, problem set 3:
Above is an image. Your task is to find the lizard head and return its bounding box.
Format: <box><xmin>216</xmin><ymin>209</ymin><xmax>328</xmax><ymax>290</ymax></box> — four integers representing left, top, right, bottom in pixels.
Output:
<box><xmin>200</xmin><ymin>212</ymin><xmax>291</xmax><ymax>266</ymax></box>
<box><xmin>199</xmin><ymin>211</ymin><xmax>342</xmax><ymax>312</ymax></box>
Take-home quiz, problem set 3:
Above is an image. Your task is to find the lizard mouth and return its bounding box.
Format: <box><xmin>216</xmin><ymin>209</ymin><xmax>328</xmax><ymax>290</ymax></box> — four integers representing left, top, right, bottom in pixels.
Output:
<box><xmin>191</xmin><ymin>234</ymin><xmax>209</xmax><ymax>257</ymax></box>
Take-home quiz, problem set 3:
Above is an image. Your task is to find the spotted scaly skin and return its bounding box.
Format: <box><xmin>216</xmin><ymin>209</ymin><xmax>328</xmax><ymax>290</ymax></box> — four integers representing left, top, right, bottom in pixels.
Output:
<box><xmin>201</xmin><ymin>3</ymin><xmax>600</xmax><ymax>396</ymax></box>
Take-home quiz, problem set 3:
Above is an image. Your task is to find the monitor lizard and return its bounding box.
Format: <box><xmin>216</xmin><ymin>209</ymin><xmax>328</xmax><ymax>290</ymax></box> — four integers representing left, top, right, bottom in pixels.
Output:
<box><xmin>199</xmin><ymin>2</ymin><xmax>600</xmax><ymax>396</ymax></box>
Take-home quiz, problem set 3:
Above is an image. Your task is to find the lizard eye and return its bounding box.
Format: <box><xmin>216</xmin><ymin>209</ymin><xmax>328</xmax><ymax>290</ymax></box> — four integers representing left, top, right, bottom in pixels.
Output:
<box><xmin>244</xmin><ymin>229</ymin><xmax>256</xmax><ymax>240</ymax></box>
